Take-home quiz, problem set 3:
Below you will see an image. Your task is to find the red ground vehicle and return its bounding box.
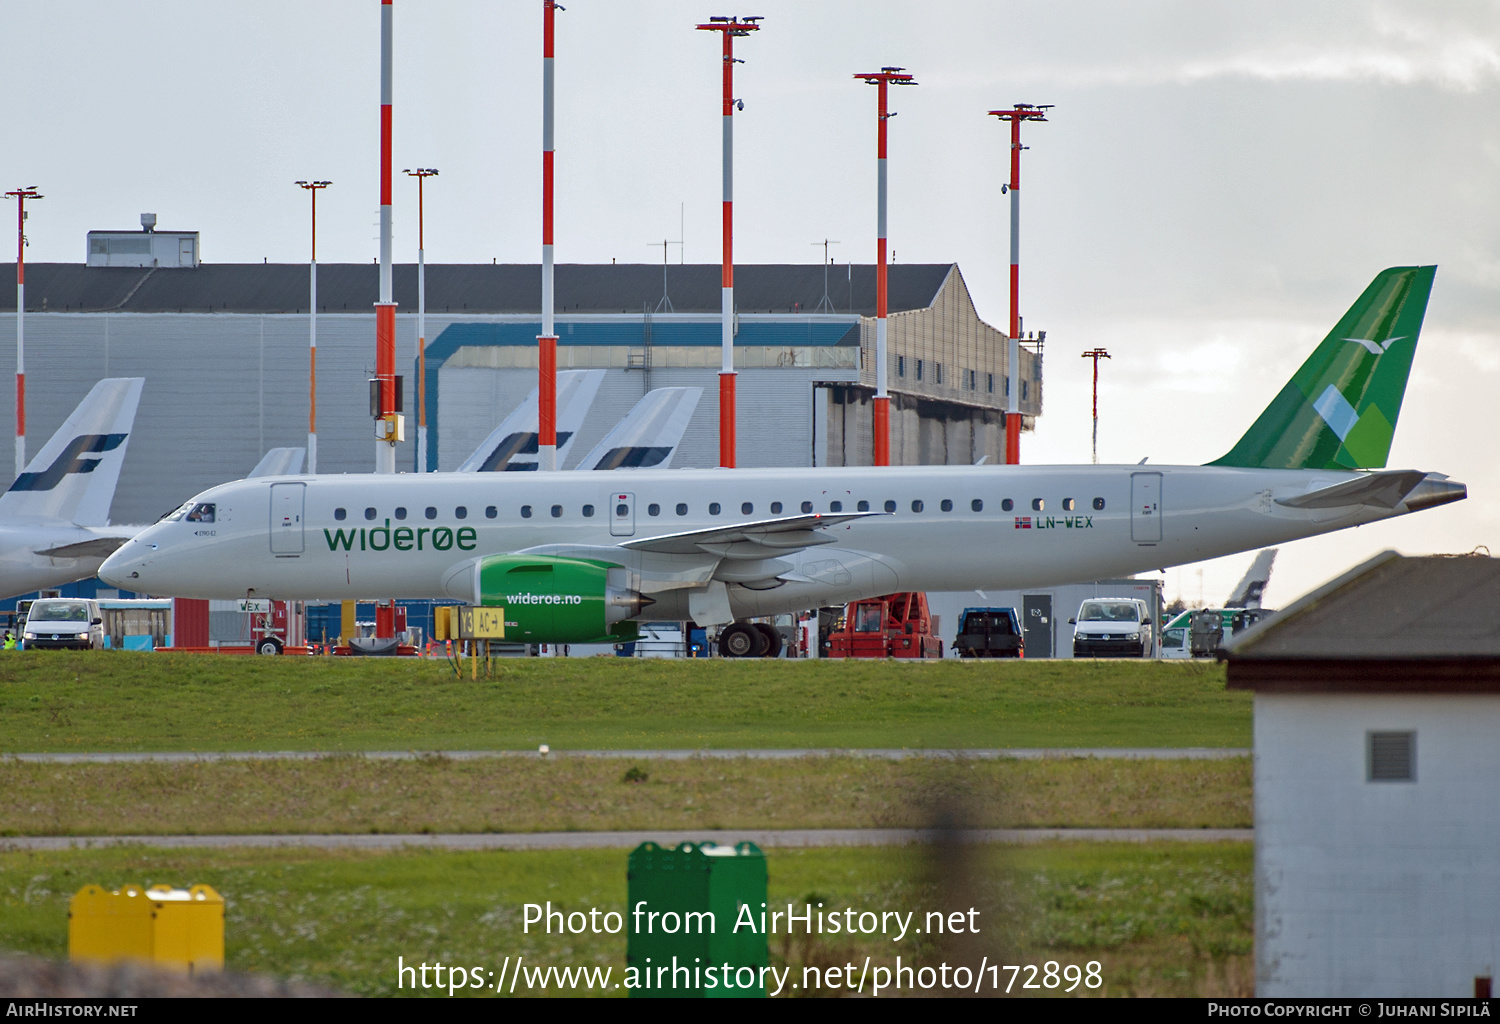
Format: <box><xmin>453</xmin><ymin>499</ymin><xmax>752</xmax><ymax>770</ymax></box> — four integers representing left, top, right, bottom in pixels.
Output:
<box><xmin>824</xmin><ymin>592</ymin><xmax>943</xmax><ymax>659</ymax></box>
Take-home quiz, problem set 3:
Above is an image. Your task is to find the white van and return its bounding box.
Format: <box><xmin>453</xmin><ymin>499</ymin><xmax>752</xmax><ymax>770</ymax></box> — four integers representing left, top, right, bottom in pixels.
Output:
<box><xmin>1070</xmin><ymin>598</ymin><xmax>1153</xmax><ymax>658</ymax></box>
<box><xmin>23</xmin><ymin>598</ymin><xmax>105</xmax><ymax>651</ymax></box>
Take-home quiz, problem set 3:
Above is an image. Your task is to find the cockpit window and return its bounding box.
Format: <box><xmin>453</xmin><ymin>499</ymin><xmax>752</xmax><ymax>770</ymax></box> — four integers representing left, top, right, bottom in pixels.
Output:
<box><xmin>162</xmin><ymin>500</ymin><xmax>196</xmax><ymax>523</ymax></box>
<box><xmin>184</xmin><ymin>503</ymin><xmax>216</xmax><ymax>523</ymax></box>
<box><xmin>29</xmin><ymin>601</ymin><xmax>89</xmax><ymax>622</ymax></box>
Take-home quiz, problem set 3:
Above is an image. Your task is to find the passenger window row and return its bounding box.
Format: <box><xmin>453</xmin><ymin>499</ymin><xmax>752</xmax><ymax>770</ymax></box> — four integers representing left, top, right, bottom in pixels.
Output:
<box><xmin>331</xmin><ymin>495</ymin><xmax>1107</xmax><ymax>523</ymax></box>
<box><xmin>998</xmin><ymin>497</ymin><xmax>1107</xmax><ymax>512</ymax></box>
<box><xmin>335</xmin><ymin>504</ymin><xmax>518</xmax><ymax>522</ymax></box>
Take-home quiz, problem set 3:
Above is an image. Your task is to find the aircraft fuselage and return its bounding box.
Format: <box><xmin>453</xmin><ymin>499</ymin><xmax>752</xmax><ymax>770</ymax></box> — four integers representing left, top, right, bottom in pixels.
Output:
<box><xmin>99</xmin><ymin>462</ymin><xmax>1459</xmax><ymax>621</ymax></box>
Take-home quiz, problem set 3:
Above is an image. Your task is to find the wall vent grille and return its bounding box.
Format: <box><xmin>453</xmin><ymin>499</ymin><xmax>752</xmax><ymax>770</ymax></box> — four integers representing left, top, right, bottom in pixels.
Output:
<box><xmin>1368</xmin><ymin>731</ymin><xmax>1416</xmax><ymax>782</ymax></box>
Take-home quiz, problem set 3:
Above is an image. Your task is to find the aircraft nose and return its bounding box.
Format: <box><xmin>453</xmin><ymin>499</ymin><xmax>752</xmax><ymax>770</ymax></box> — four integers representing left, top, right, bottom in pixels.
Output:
<box><xmin>99</xmin><ymin>538</ymin><xmax>153</xmax><ymax>588</ymax></box>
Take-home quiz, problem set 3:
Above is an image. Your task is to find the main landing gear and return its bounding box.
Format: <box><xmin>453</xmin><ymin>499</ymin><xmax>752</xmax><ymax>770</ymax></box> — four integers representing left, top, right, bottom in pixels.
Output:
<box><xmin>717</xmin><ymin>621</ymin><xmax>784</xmax><ymax>659</ymax></box>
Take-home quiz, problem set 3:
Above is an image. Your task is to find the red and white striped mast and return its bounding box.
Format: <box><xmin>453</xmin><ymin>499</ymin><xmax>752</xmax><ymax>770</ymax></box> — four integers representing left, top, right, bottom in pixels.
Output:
<box><xmin>855</xmin><ymin>68</ymin><xmax>915</xmax><ymax>467</ymax></box>
<box><xmin>6</xmin><ymin>186</ymin><xmax>41</xmax><ymax>475</ymax></box>
<box><xmin>295</xmin><ymin>180</ymin><xmax>330</xmax><ymax>475</ymax></box>
<box><xmin>404</xmin><ymin>167</ymin><xmax>437</xmax><ymax>473</ymax></box>
<box><xmin>538</xmin><ymin>0</ymin><xmax>562</xmax><ymax>472</ymax></box>
<box><xmin>988</xmin><ymin>103</ymin><xmax>1049</xmax><ymax>465</ymax></box>
<box><xmin>373</xmin><ymin>0</ymin><xmax>400</xmax><ymax>475</ymax></box>
<box><xmin>696</xmin><ymin>15</ymin><xmax>761</xmax><ymax>469</ymax></box>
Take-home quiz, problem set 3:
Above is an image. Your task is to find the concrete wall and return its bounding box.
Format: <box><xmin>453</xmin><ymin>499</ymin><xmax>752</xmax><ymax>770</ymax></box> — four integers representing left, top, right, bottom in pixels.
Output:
<box><xmin>1255</xmin><ymin>693</ymin><xmax>1500</xmax><ymax>997</ymax></box>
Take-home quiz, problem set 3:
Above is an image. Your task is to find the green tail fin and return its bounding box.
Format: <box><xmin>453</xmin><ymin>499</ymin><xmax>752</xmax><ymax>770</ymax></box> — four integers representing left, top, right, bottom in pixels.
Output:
<box><xmin>1209</xmin><ymin>266</ymin><xmax>1436</xmax><ymax>470</ymax></box>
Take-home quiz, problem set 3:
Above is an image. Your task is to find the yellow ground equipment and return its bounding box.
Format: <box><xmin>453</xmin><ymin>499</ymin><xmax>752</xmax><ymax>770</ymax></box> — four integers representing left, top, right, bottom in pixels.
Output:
<box><xmin>69</xmin><ymin>883</ymin><xmax>224</xmax><ymax>974</ymax></box>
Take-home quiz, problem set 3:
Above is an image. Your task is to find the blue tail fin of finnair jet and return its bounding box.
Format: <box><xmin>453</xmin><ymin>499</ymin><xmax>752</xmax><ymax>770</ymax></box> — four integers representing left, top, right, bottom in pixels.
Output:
<box><xmin>1</xmin><ymin>377</ymin><xmax>144</xmax><ymax>525</ymax></box>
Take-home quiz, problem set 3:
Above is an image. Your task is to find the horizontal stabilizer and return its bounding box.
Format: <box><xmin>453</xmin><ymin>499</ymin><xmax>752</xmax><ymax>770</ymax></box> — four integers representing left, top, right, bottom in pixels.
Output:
<box><xmin>1275</xmin><ymin>470</ymin><xmax>1429</xmax><ymax>510</ymax></box>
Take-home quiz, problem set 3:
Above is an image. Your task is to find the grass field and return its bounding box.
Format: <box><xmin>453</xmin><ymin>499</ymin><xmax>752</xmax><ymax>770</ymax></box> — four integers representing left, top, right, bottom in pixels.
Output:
<box><xmin>0</xmin><ymin>653</ymin><xmax>1246</xmax><ymax>752</ymax></box>
<box><xmin>0</xmin><ymin>842</ymin><xmax>1252</xmax><ymax>997</ymax></box>
<box><xmin>0</xmin><ymin>755</ymin><xmax>1252</xmax><ymax>835</ymax></box>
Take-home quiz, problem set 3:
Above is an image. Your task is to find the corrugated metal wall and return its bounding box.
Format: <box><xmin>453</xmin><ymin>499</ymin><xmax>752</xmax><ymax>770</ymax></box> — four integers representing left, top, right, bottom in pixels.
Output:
<box><xmin>436</xmin><ymin>364</ymin><xmax>855</xmax><ymax>472</ymax></box>
<box><xmin>0</xmin><ymin>295</ymin><xmax>1031</xmax><ymax>527</ymax></box>
<box><xmin>0</xmin><ymin>311</ymin><xmax>428</xmax><ymax>523</ymax></box>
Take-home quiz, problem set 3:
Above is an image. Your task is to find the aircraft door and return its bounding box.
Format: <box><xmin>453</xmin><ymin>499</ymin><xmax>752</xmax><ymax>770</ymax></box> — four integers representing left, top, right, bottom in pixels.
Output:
<box><xmin>1021</xmin><ymin>594</ymin><xmax>1053</xmax><ymax>659</ymax></box>
<box><xmin>609</xmin><ymin>491</ymin><xmax>635</xmax><ymax>537</ymax></box>
<box><xmin>270</xmin><ymin>482</ymin><xmax>306</xmax><ymax>554</ymax></box>
<box><xmin>1131</xmin><ymin>472</ymin><xmax>1162</xmax><ymax>543</ymax></box>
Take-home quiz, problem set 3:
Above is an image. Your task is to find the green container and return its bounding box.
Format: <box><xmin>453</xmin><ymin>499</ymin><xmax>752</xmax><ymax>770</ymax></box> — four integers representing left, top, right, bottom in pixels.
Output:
<box><xmin>626</xmin><ymin>841</ymin><xmax>768</xmax><ymax>998</ymax></box>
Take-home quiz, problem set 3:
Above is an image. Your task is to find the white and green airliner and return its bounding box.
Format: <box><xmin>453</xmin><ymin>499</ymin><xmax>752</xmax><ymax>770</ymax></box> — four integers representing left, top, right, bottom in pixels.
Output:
<box><xmin>100</xmin><ymin>267</ymin><xmax>1465</xmax><ymax>655</ymax></box>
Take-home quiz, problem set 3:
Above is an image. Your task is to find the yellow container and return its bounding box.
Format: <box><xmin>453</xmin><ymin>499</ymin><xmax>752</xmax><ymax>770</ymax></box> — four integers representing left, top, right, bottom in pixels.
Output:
<box><xmin>69</xmin><ymin>883</ymin><xmax>224</xmax><ymax>974</ymax></box>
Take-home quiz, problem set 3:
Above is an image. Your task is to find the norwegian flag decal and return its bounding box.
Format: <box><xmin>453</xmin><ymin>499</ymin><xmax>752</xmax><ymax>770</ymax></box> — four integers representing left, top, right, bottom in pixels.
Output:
<box><xmin>1014</xmin><ymin>517</ymin><xmax>1032</xmax><ymax>529</ymax></box>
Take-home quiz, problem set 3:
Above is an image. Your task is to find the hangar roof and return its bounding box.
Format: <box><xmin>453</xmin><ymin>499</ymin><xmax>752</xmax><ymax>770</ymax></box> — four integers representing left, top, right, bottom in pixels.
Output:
<box><xmin>1223</xmin><ymin>551</ymin><xmax>1500</xmax><ymax>692</ymax></box>
<box><xmin>0</xmin><ymin>262</ymin><xmax>955</xmax><ymax>317</ymax></box>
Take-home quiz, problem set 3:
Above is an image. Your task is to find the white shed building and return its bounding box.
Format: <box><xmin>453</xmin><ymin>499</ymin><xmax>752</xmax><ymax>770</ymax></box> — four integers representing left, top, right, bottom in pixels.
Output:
<box><xmin>1223</xmin><ymin>551</ymin><xmax>1500</xmax><ymax>998</ymax></box>
<box><xmin>86</xmin><ymin>214</ymin><xmax>199</xmax><ymax>268</ymax></box>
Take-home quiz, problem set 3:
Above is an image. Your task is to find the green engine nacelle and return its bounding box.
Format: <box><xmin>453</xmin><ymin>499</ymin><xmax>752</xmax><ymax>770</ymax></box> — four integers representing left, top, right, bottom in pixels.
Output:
<box><xmin>475</xmin><ymin>554</ymin><xmax>644</xmax><ymax>644</ymax></box>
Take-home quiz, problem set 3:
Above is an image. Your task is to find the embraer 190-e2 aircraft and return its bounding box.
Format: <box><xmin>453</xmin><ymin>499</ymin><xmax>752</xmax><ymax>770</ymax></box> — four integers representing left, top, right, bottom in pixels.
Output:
<box><xmin>100</xmin><ymin>267</ymin><xmax>1466</xmax><ymax>655</ymax></box>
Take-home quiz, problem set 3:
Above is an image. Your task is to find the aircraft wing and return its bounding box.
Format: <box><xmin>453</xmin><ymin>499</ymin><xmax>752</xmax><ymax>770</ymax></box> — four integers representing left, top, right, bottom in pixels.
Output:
<box><xmin>1274</xmin><ymin>470</ymin><xmax>1429</xmax><ymax>510</ymax></box>
<box><xmin>506</xmin><ymin>512</ymin><xmax>887</xmax><ymax>594</ymax></box>
<box><xmin>34</xmin><ymin>536</ymin><xmax>131</xmax><ymax>560</ymax></box>
<box><xmin>619</xmin><ymin>511</ymin><xmax>885</xmax><ymax>555</ymax></box>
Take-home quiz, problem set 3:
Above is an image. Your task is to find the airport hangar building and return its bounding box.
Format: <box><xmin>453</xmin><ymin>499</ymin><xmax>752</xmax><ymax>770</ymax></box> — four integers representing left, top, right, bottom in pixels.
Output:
<box><xmin>0</xmin><ymin>257</ymin><xmax>1043</xmax><ymax>530</ymax></box>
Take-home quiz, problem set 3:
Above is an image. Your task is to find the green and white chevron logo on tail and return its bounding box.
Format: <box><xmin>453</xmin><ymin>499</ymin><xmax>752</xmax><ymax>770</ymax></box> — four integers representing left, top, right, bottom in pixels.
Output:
<box><xmin>1210</xmin><ymin>266</ymin><xmax>1436</xmax><ymax>470</ymax></box>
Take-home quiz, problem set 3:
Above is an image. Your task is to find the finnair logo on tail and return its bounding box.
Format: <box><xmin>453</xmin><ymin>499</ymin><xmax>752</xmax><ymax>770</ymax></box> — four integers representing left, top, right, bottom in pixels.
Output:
<box><xmin>9</xmin><ymin>434</ymin><xmax>128</xmax><ymax>492</ymax></box>
<box><xmin>1344</xmin><ymin>336</ymin><xmax>1405</xmax><ymax>355</ymax></box>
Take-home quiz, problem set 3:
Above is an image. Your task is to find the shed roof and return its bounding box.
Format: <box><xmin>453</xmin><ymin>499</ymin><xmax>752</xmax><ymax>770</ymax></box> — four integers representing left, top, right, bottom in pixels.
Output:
<box><xmin>1223</xmin><ymin>551</ymin><xmax>1500</xmax><ymax>692</ymax></box>
<box><xmin>0</xmin><ymin>262</ymin><xmax>956</xmax><ymax>317</ymax></box>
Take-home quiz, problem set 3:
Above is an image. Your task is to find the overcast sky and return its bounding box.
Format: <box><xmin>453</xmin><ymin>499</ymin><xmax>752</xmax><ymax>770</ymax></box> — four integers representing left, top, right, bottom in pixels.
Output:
<box><xmin>4</xmin><ymin>0</ymin><xmax>1497</xmax><ymax>607</ymax></box>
